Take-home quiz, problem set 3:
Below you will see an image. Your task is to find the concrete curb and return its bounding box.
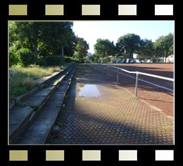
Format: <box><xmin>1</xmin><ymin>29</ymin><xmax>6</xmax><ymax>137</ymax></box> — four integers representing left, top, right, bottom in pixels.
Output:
<box><xmin>14</xmin><ymin>64</ymin><xmax>77</xmax><ymax>144</ymax></box>
<box><xmin>44</xmin><ymin>66</ymin><xmax>77</xmax><ymax>144</ymax></box>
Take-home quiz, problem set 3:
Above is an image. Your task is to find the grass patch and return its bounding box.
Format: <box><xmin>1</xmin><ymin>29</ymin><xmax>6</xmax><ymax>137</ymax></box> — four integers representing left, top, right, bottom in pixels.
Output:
<box><xmin>46</xmin><ymin>135</ymin><xmax>58</xmax><ymax>144</ymax></box>
<box><xmin>10</xmin><ymin>66</ymin><xmax>58</xmax><ymax>80</ymax></box>
<box><xmin>9</xmin><ymin>63</ymin><xmax>73</xmax><ymax>99</ymax></box>
<box><xmin>17</xmin><ymin>102</ymin><xmax>28</xmax><ymax>107</ymax></box>
<box><xmin>9</xmin><ymin>70</ymin><xmax>39</xmax><ymax>100</ymax></box>
<box><xmin>30</xmin><ymin>102</ymin><xmax>42</xmax><ymax>111</ymax></box>
<box><xmin>56</xmin><ymin>121</ymin><xmax>63</xmax><ymax>127</ymax></box>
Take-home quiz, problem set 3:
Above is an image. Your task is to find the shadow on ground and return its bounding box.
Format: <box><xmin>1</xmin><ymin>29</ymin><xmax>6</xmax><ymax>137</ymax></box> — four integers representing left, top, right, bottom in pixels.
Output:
<box><xmin>57</xmin><ymin>64</ymin><xmax>173</xmax><ymax>145</ymax></box>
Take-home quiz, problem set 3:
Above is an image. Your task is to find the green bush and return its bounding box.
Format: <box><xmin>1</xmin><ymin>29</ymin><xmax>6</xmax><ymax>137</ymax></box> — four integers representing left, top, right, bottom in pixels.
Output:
<box><xmin>17</xmin><ymin>48</ymin><xmax>36</xmax><ymax>67</ymax></box>
<box><xmin>44</xmin><ymin>56</ymin><xmax>62</xmax><ymax>66</ymax></box>
<box><xmin>11</xmin><ymin>86</ymin><xmax>28</xmax><ymax>96</ymax></box>
<box><xmin>70</xmin><ymin>57</ymin><xmax>79</xmax><ymax>63</ymax></box>
<box><xmin>9</xmin><ymin>51</ymin><xmax>19</xmax><ymax>67</ymax></box>
<box><xmin>111</xmin><ymin>57</ymin><xmax>117</xmax><ymax>63</ymax></box>
<box><xmin>64</xmin><ymin>57</ymin><xmax>71</xmax><ymax>63</ymax></box>
<box><xmin>102</xmin><ymin>57</ymin><xmax>108</xmax><ymax>63</ymax></box>
<box><xmin>99</xmin><ymin>57</ymin><xmax>108</xmax><ymax>63</ymax></box>
<box><xmin>37</xmin><ymin>57</ymin><xmax>47</xmax><ymax>66</ymax></box>
<box><xmin>93</xmin><ymin>57</ymin><xmax>99</xmax><ymax>63</ymax></box>
<box><xmin>84</xmin><ymin>58</ymin><xmax>90</xmax><ymax>63</ymax></box>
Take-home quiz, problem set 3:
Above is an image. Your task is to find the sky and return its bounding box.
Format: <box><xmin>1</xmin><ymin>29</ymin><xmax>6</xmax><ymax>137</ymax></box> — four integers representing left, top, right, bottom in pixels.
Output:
<box><xmin>72</xmin><ymin>21</ymin><xmax>174</xmax><ymax>54</ymax></box>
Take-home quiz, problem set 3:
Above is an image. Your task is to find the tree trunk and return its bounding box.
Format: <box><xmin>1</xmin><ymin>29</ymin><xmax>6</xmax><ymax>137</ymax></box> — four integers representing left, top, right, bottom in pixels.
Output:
<box><xmin>130</xmin><ymin>52</ymin><xmax>133</xmax><ymax>59</ymax></box>
<box><xmin>34</xmin><ymin>45</ymin><xmax>38</xmax><ymax>65</ymax></box>
<box><xmin>165</xmin><ymin>54</ymin><xmax>167</xmax><ymax>63</ymax></box>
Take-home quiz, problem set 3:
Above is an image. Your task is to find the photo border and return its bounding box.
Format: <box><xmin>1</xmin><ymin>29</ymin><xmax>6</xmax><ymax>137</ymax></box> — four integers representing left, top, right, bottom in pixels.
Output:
<box><xmin>1</xmin><ymin>1</ymin><xmax>180</xmax><ymax>165</ymax></box>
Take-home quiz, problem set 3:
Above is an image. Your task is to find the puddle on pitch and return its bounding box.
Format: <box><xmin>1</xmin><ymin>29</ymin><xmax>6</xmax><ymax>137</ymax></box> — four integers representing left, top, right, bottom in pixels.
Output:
<box><xmin>77</xmin><ymin>83</ymin><xmax>101</xmax><ymax>97</ymax></box>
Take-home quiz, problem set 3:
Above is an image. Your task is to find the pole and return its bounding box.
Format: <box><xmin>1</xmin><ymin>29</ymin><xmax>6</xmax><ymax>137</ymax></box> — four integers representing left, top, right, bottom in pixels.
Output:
<box><xmin>62</xmin><ymin>46</ymin><xmax>64</xmax><ymax>57</ymax></box>
<box><xmin>135</xmin><ymin>72</ymin><xmax>139</xmax><ymax>97</ymax></box>
<box><xmin>107</xmin><ymin>66</ymin><xmax>109</xmax><ymax>79</ymax></box>
<box><xmin>117</xmin><ymin>68</ymin><xmax>119</xmax><ymax>85</ymax></box>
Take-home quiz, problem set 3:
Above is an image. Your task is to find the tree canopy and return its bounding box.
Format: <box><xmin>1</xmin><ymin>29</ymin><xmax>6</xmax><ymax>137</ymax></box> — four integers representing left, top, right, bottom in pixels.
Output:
<box><xmin>116</xmin><ymin>33</ymin><xmax>141</xmax><ymax>58</ymax></box>
<box><xmin>75</xmin><ymin>37</ymin><xmax>89</xmax><ymax>61</ymax></box>
<box><xmin>94</xmin><ymin>39</ymin><xmax>116</xmax><ymax>57</ymax></box>
<box><xmin>138</xmin><ymin>39</ymin><xmax>154</xmax><ymax>59</ymax></box>
<box><xmin>92</xmin><ymin>33</ymin><xmax>173</xmax><ymax>63</ymax></box>
<box><xmin>9</xmin><ymin>21</ymin><xmax>174</xmax><ymax>64</ymax></box>
<box><xmin>9</xmin><ymin>22</ymin><xmax>77</xmax><ymax>57</ymax></box>
<box><xmin>154</xmin><ymin>33</ymin><xmax>173</xmax><ymax>62</ymax></box>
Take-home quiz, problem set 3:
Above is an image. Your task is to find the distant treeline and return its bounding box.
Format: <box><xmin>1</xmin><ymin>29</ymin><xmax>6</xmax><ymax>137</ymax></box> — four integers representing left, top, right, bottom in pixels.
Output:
<box><xmin>91</xmin><ymin>33</ymin><xmax>173</xmax><ymax>63</ymax></box>
<box><xmin>9</xmin><ymin>22</ymin><xmax>173</xmax><ymax>66</ymax></box>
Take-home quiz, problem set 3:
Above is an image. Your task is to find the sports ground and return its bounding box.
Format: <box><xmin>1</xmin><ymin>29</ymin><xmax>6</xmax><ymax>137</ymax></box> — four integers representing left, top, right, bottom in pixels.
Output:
<box><xmin>109</xmin><ymin>63</ymin><xmax>174</xmax><ymax>117</ymax></box>
<box><xmin>112</xmin><ymin>63</ymin><xmax>173</xmax><ymax>78</ymax></box>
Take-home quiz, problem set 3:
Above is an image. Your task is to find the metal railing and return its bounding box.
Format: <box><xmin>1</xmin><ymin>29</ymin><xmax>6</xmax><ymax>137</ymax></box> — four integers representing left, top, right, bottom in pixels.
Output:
<box><xmin>90</xmin><ymin>63</ymin><xmax>174</xmax><ymax>97</ymax></box>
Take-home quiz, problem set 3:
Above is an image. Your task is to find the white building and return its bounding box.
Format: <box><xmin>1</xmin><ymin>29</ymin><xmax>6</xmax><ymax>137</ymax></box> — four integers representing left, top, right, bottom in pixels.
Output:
<box><xmin>166</xmin><ymin>54</ymin><xmax>174</xmax><ymax>63</ymax></box>
<box><xmin>133</xmin><ymin>53</ymin><xmax>138</xmax><ymax>59</ymax></box>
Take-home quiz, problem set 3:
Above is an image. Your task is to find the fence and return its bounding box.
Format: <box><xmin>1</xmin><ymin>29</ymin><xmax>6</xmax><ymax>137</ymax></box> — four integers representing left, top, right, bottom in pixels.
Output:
<box><xmin>113</xmin><ymin>57</ymin><xmax>174</xmax><ymax>63</ymax></box>
<box><xmin>90</xmin><ymin>63</ymin><xmax>174</xmax><ymax>97</ymax></box>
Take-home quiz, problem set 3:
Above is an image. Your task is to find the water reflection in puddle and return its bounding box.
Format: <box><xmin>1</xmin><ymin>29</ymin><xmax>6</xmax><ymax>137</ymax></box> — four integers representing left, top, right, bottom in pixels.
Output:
<box><xmin>77</xmin><ymin>84</ymin><xmax>101</xmax><ymax>97</ymax></box>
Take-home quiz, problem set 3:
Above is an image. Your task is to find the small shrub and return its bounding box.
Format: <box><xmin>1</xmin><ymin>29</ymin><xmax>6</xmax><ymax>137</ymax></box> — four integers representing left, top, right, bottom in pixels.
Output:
<box><xmin>103</xmin><ymin>57</ymin><xmax>108</xmax><ymax>63</ymax></box>
<box><xmin>44</xmin><ymin>56</ymin><xmax>62</xmax><ymax>66</ymax></box>
<box><xmin>111</xmin><ymin>57</ymin><xmax>117</xmax><ymax>63</ymax></box>
<box><xmin>70</xmin><ymin>57</ymin><xmax>79</xmax><ymax>63</ymax></box>
<box><xmin>23</xmin><ymin>77</ymin><xmax>36</xmax><ymax>90</ymax></box>
<box><xmin>9</xmin><ymin>51</ymin><xmax>19</xmax><ymax>67</ymax></box>
<box><xmin>94</xmin><ymin>58</ymin><xmax>99</xmax><ymax>63</ymax></box>
<box><xmin>47</xmin><ymin>67</ymin><xmax>54</xmax><ymax>73</ymax></box>
<box><xmin>64</xmin><ymin>57</ymin><xmax>71</xmax><ymax>63</ymax></box>
<box><xmin>12</xmin><ymin>86</ymin><xmax>27</xmax><ymax>96</ymax></box>
<box><xmin>17</xmin><ymin>48</ymin><xmax>36</xmax><ymax>67</ymax></box>
<box><xmin>52</xmin><ymin>66</ymin><xmax>61</xmax><ymax>72</ymax></box>
<box><xmin>17</xmin><ymin>102</ymin><xmax>28</xmax><ymax>107</ymax></box>
<box><xmin>83</xmin><ymin>58</ymin><xmax>90</xmax><ymax>63</ymax></box>
<box><xmin>56</xmin><ymin>121</ymin><xmax>63</xmax><ymax>127</ymax></box>
<box><xmin>78</xmin><ymin>59</ymin><xmax>84</xmax><ymax>63</ymax></box>
<box><xmin>37</xmin><ymin>57</ymin><xmax>47</xmax><ymax>66</ymax></box>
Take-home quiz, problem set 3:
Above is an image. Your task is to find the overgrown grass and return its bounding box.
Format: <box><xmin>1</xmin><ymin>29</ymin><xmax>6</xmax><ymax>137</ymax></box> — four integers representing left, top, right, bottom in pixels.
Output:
<box><xmin>9</xmin><ymin>63</ymin><xmax>72</xmax><ymax>101</ymax></box>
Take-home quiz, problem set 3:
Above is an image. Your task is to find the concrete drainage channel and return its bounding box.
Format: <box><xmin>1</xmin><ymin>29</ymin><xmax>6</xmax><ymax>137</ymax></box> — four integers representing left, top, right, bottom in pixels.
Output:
<box><xmin>9</xmin><ymin>63</ymin><xmax>77</xmax><ymax>144</ymax></box>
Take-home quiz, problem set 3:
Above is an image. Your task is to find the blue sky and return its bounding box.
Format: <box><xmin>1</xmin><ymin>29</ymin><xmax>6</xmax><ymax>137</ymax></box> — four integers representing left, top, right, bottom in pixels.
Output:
<box><xmin>72</xmin><ymin>21</ymin><xmax>174</xmax><ymax>54</ymax></box>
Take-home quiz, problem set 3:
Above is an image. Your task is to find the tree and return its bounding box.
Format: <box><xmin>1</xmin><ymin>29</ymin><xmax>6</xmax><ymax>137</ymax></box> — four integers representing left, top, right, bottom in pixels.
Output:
<box><xmin>153</xmin><ymin>33</ymin><xmax>173</xmax><ymax>62</ymax></box>
<box><xmin>169</xmin><ymin>44</ymin><xmax>173</xmax><ymax>55</ymax></box>
<box><xmin>34</xmin><ymin>22</ymin><xmax>74</xmax><ymax>56</ymax></box>
<box><xmin>116</xmin><ymin>33</ymin><xmax>141</xmax><ymax>59</ymax></box>
<box><xmin>12</xmin><ymin>22</ymin><xmax>42</xmax><ymax>57</ymax></box>
<box><xmin>138</xmin><ymin>39</ymin><xmax>154</xmax><ymax>61</ymax></box>
<box><xmin>17</xmin><ymin>48</ymin><xmax>36</xmax><ymax>67</ymax></box>
<box><xmin>64</xmin><ymin>30</ymin><xmax>77</xmax><ymax>56</ymax></box>
<box><xmin>9</xmin><ymin>22</ymin><xmax>22</xmax><ymax>52</ymax></box>
<box><xmin>153</xmin><ymin>36</ymin><xmax>164</xmax><ymax>57</ymax></box>
<box><xmin>94</xmin><ymin>39</ymin><xmax>116</xmax><ymax>57</ymax></box>
<box><xmin>9</xmin><ymin>21</ymin><xmax>75</xmax><ymax>57</ymax></box>
<box><xmin>40</xmin><ymin>22</ymin><xmax>74</xmax><ymax>56</ymax></box>
<box><xmin>75</xmin><ymin>37</ymin><xmax>89</xmax><ymax>61</ymax></box>
<box><xmin>89</xmin><ymin>54</ymin><xmax>100</xmax><ymax>63</ymax></box>
<box><xmin>159</xmin><ymin>33</ymin><xmax>174</xmax><ymax>62</ymax></box>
